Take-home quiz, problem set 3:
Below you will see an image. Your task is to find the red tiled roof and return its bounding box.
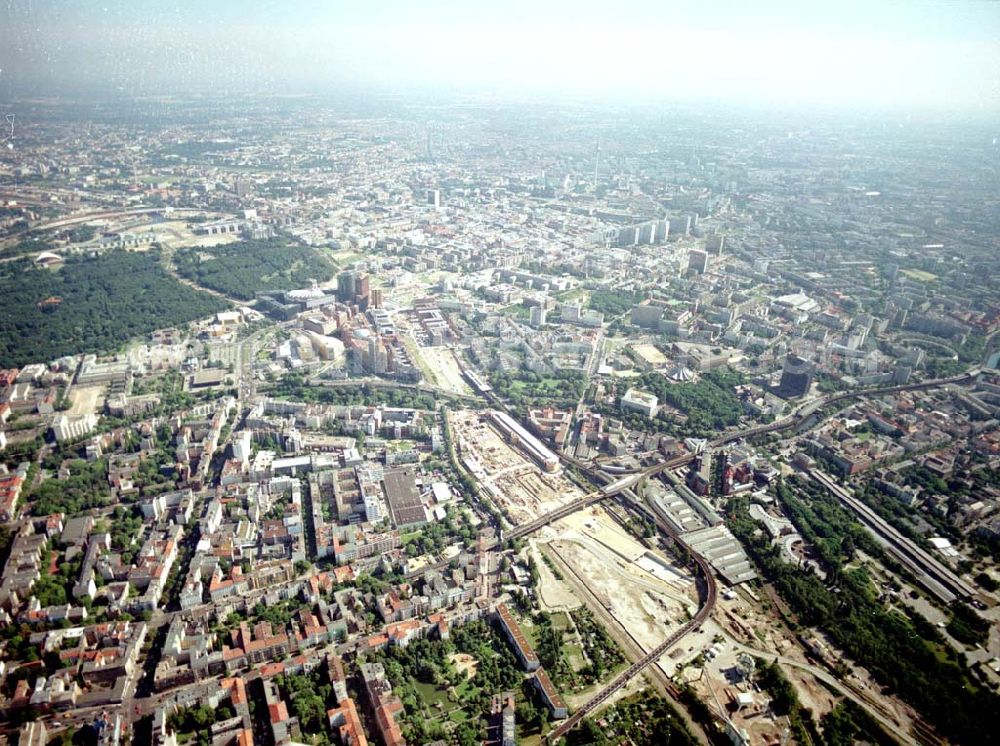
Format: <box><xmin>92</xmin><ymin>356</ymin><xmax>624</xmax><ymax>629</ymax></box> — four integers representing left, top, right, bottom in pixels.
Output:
<box><xmin>268</xmin><ymin>702</ymin><xmax>289</xmax><ymax>724</ymax></box>
<box><xmin>259</xmin><ymin>663</ymin><xmax>285</xmax><ymax>678</ymax></box>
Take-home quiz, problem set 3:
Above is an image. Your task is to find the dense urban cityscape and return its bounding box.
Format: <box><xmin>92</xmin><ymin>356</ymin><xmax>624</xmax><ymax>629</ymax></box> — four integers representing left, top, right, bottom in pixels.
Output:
<box><xmin>0</xmin><ymin>93</ymin><xmax>997</xmax><ymax>746</ymax></box>
<box><xmin>1</xmin><ymin>4</ymin><xmax>1000</xmax><ymax>745</ymax></box>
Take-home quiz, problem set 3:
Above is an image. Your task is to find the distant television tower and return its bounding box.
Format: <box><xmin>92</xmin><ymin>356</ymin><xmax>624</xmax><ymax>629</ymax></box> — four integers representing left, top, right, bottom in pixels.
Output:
<box><xmin>1</xmin><ymin>113</ymin><xmax>13</xmax><ymax>150</ymax></box>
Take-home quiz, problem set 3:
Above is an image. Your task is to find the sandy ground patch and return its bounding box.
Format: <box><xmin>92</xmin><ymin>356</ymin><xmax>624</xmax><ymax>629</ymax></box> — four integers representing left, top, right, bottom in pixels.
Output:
<box><xmin>448</xmin><ymin>653</ymin><xmax>478</xmax><ymax>679</ymax></box>
<box><xmin>549</xmin><ymin>537</ymin><xmax>689</xmax><ymax>663</ymax></box>
<box><xmin>564</xmin><ymin>509</ymin><xmax>647</xmax><ymax>563</ymax></box>
<box><xmin>632</xmin><ymin>343</ymin><xmax>668</xmax><ymax>366</ymax></box>
<box><xmin>528</xmin><ymin>540</ymin><xmax>581</xmax><ymax>611</ymax></box>
<box><xmin>69</xmin><ymin>385</ymin><xmax>105</xmax><ymax>416</ymax></box>
<box><xmin>710</xmin><ymin>586</ymin><xmax>921</xmax><ymax>737</ymax></box>
<box><xmin>689</xmin><ymin>638</ymin><xmax>839</xmax><ymax>744</ymax></box>
<box><xmin>451</xmin><ymin>409</ymin><xmax>582</xmax><ymax>525</ymax></box>
<box><xmin>158</xmin><ymin>225</ymin><xmax>241</xmax><ymax>250</ymax></box>
<box><xmin>786</xmin><ymin>665</ymin><xmax>837</xmax><ymax>719</ymax></box>
<box><xmin>421</xmin><ymin>346</ymin><xmax>472</xmax><ymax>395</ymax></box>
<box><xmin>543</xmin><ymin>503</ymin><xmax>709</xmax><ymax>683</ymax></box>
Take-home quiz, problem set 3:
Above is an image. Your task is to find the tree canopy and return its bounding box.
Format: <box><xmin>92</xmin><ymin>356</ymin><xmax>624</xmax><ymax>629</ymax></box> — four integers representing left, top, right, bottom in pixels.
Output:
<box><xmin>729</xmin><ymin>480</ymin><xmax>1000</xmax><ymax>745</ymax></box>
<box><xmin>174</xmin><ymin>238</ymin><xmax>337</xmax><ymax>301</ymax></box>
<box><xmin>0</xmin><ymin>249</ymin><xmax>228</xmax><ymax>367</ymax></box>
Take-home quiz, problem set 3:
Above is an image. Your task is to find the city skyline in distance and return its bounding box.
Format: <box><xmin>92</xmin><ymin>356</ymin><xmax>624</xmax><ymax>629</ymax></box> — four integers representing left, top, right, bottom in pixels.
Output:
<box><xmin>1</xmin><ymin>0</ymin><xmax>999</xmax><ymax>113</ymax></box>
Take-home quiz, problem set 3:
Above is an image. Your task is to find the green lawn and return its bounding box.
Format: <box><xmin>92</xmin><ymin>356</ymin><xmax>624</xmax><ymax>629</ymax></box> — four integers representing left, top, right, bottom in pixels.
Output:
<box><xmin>550</xmin><ymin>611</ymin><xmax>572</xmax><ymax>631</ymax></box>
<box><xmin>501</xmin><ymin>304</ymin><xmax>530</xmax><ymax>320</ymax></box>
<box><xmin>411</xmin><ymin>678</ymin><xmax>480</xmax><ymax>726</ymax></box>
<box><xmin>900</xmin><ymin>269</ymin><xmax>938</xmax><ymax>283</ymax></box>
<box><xmin>564</xmin><ymin>642</ymin><xmax>586</xmax><ymax>672</ymax></box>
<box><xmin>518</xmin><ymin>613</ymin><xmax>542</xmax><ymax>649</ymax></box>
<box><xmin>554</xmin><ymin>288</ymin><xmax>588</xmax><ymax>303</ymax></box>
<box><xmin>412</xmin><ymin>679</ymin><xmax>452</xmax><ymax>710</ymax></box>
<box><xmin>330</xmin><ymin>250</ymin><xmax>365</xmax><ymax>265</ymax></box>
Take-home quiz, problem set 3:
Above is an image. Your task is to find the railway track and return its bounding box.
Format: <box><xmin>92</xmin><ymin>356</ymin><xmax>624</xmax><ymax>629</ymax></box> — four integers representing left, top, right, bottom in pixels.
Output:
<box><xmin>480</xmin><ymin>367</ymin><xmax>981</xmax><ymax>741</ymax></box>
<box><xmin>808</xmin><ymin>469</ymin><xmax>976</xmax><ymax>603</ymax></box>
<box><xmin>503</xmin><ymin>453</ymin><xmax>694</xmax><ymax>541</ymax></box>
<box><xmin>544</xmin><ymin>480</ymin><xmax>718</xmax><ymax>742</ymax></box>
<box><xmin>545</xmin><ymin>548</ymin><xmax>716</xmax><ymax>742</ymax></box>
<box><xmin>708</xmin><ymin>370</ymin><xmax>977</xmax><ymax>447</ymax></box>
<box><xmin>543</xmin><ymin>538</ymin><xmax>709</xmax><ymax>739</ymax></box>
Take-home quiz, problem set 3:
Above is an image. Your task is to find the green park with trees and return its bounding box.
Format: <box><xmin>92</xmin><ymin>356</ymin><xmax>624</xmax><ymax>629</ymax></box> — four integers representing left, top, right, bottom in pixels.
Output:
<box><xmin>174</xmin><ymin>238</ymin><xmax>337</xmax><ymax>301</ymax></box>
<box><xmin>361</xmin><ymin>620</ymin><xmax>553</xmax><ymax>745</ymax></box>
<box><xmin>0</xmin><ymin>249</ymin><xmax>229</xmax><ymax>367</ymax></box>
<box><xmin>486</xmin><ymin>369</ymin><xmax>587</xmax><ymax>409</ymax></box>
<box><xmin>268</xmin><ymin>374</ymin><xmax>438</xmax><ymax>410</ymax></box>
<box><xmin>587</xmin><ymin>290</ymin><xmax>645</xmax><ymax>317</ymax></box>
<box><xmin>729</xmin><ymin>478</ymin><xmax>1000</xmax><ymax>745</ymax></box>
<box><xmin>613</xmin><ymin>367</ymin><xmax>746</xmax><ymax>436</ymax></box>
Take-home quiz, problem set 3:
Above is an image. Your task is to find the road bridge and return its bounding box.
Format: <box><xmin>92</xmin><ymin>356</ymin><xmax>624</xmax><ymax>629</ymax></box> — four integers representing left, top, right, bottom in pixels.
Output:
<box><xmin>503</xmin><ymin>453</ymin><xmax>695</xmax><ymax>541</ymax></box>
<box><xmin>544</xmin><ymin>478</ymin><xmax>718</xmax><ymax>742</ymax></box>
<box><xmin>536</xmin><ymin>369</ymin><xmax>981</xmax><ymax>740</ymax></box>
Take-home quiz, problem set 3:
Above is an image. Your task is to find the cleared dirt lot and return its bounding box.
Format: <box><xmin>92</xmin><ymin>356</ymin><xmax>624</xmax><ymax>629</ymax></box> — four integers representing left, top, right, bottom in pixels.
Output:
<box><xmin>153</xmin><ymin>221</ymin><xmax>241</xmax><ymax>250</ymax></box>
<box><xmin>68</xmin><ymin>385</ymin><xmax>105</xmax><ymax>416</ymax></box>
<box><xmin>552</xmin><ymin>536</ymin><xmax>686</xmax><ymax>645</ymax></box>
<box><xmin>420</xmin><ymin>346</ymin><xmax>472</xmax><ymax>395</ymax></box>
<box><xmin>451</xmin><ymin>409</ymin><xmax>581</xmax><ymax>525</ymax></box>
<box><xmin>707</xmin><ymin>585</ymin><xmax>922</xmax><ymax>739</ymax></box>
<box><xmin>448</xmin><ymin>653</ymin><xmax>478</xmax><ymax>680</ymax></box>
<box><xmin>541</xmin><ymin>504</ymin><xmax>701</xmax><ymax>683</ymax></box>
<box><xmin>528</xmin><ymin>541</ymin><xmax>581</xmax><ymax>611</ymax></box>
<box><xmin>632</xmin><ymin>342</ymin><xmax>668</xmax><ymax>366</ymax></box>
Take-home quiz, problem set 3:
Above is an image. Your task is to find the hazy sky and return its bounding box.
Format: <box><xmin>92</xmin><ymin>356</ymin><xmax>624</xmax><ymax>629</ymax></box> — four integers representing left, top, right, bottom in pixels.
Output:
<box><xmin>2</xmin><ymin>0</ymin><xmax>999</xmax><ymax>110</ymax></box>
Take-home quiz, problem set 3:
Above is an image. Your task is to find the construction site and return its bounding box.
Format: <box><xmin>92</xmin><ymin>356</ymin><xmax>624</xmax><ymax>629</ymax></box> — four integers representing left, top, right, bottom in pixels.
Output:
<box><xmin>540</xmin><ymin>505</ymin><xmax>701</xmax><ymax>678</ymax></box>
<box><xmin>450</xmin><ymin>409</ymin><xmax>580</xmax><ymax>525</ymax></box>
<box><xmin>67</xmin><ymin>385</ymin><xmax>105</xmax><ymax>417</ymax></box>
<box><xmin>450</xmin><ymin>404</ymin><xmax>922</xmax><ymax>745</ymax></box>
<box><xmin>669</xmin><ymin>581</ymin><xmax>922</xmax><ymax>745</ymax></box>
